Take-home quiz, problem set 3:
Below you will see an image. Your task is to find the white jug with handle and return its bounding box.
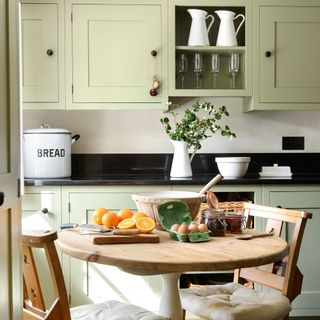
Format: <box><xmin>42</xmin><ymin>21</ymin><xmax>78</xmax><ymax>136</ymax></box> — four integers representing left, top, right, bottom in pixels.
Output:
<box><xmin>187</xmin><ymin>9</ymin><xmax>214</xmax><ymax>46</ymax></box>
<box><xmin>215</xmin><ymin>10</ymin><xmax>245</xmax><ymax>46</ymax></box>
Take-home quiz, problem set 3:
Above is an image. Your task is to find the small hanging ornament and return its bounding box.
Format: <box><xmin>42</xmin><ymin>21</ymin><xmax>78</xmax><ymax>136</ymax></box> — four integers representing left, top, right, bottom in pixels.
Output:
<box><xmin>149</xmin><ymin>76</ymin><xmax>160</xmax><ymax>96</ymax></box>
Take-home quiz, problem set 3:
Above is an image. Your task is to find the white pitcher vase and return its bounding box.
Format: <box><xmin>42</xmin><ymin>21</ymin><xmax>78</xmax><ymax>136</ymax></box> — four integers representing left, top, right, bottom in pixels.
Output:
<box><xmin>170</xmin><ymin>140</ymin><xmax>193</xmax><ymax>178</ymax></box>
<box><xmin>187</xmin><ymin>9</ymin><xmax>214</xmax><ymax>46</ymax></box>
<box><xmin>215</xmin><ymin>10</ymin><xmax>245</xmax><ymax>46</ymax></box>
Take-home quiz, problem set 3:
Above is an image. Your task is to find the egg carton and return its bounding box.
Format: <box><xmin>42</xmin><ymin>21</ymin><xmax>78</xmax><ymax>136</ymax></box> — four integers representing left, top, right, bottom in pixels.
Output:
<box><xmin>157</xmin><ymin>201</ymin><xmax>210</xmax><ymax>243</ymax></box>
<box><xmin>168</xmin><ymin>230</ymin><xmax>210</xmax><ymax>242</ymax></box>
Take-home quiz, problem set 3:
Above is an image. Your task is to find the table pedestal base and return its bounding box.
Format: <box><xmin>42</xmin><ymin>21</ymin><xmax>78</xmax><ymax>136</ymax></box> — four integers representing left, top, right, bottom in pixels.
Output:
<box><xmin>160</xmin><ymin>273</ymin><xmax>183</xmax><ymax>320</ymax></box>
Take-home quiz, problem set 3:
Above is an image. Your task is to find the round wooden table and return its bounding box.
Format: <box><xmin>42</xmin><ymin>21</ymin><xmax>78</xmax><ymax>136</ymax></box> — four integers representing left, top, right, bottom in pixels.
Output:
<box><xmin>57</xmin><ymin>230</ymin><xmax>288</xmax><ymax>320</ymax></box>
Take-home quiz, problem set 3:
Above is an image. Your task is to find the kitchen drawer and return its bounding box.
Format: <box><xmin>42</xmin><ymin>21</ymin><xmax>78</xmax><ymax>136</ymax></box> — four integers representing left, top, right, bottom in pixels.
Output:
<box><xmin>268</xmin><ymin>191</ymin><xmax>320</xmax><ymax>209</ymax></box>
<box><xmin>22</xmin><ymin>187</ymin><xmax>62</xmax><ymax>230</ymax></box>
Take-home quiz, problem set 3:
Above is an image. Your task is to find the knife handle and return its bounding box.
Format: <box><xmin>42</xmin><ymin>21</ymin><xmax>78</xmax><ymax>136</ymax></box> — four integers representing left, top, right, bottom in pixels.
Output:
<box><xmin>60</xmin><ymin>223</ymin><xmax>79</xmax><ymax>230</ymax></box>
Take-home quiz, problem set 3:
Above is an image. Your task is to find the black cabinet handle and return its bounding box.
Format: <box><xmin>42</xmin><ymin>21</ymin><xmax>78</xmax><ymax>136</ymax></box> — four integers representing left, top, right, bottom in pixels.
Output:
<box><xmin>265</xmin><ymin>51</ymin><xmax>272</xmax><ymax>57</ymax></box>
<box><xmin>151</xmin><ymin>50</ymin><xmax>158</xmax><ymax>57</ymax></box>
<box><xmin>41</xmin><ymin>208</ymin><xmax>49</xmax><ymax>214</ymax></box>
<box><xmin>0</xmin><ymin>192</ymin><xmax>4</xmax><ymax>206</ymax></box>
<box><xmin>46</xmin><ymin>49</ymin><xmax>54</xmax><ymax>56</ymax></box>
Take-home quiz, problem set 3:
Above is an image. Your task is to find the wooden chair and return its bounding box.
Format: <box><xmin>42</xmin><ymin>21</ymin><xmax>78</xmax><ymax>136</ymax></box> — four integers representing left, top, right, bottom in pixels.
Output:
<box><xmin>180</xmin><ymin>203</ymin><xmax>312</xmax><ymax>320</ymax></box>
<box><xmin>22</xmin><ymin>229</ymin><xmax>169</xmax><ymax>320</ymax></box>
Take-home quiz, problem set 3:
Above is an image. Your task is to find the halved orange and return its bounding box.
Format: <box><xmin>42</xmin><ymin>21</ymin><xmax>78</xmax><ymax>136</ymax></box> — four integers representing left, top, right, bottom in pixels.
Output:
<box><xmin>118</xmin><ymin>218</ymin><xmax>136</xmax><ymax>230</ymax></box>
<box><xmin>132</xmin><ymin>212</ymin><xmax>148</xmax><ymax>221</ymax></box>
<box><xmin>136</xmin><ymin>217</ymin><xmax>155</xmax><ymax>234</ymax></box>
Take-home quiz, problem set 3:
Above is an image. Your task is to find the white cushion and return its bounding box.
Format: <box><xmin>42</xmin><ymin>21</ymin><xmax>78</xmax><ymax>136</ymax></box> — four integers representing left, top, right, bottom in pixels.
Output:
<box><xmin>71</xmin><ymin>300</ymin><xmax>169</xmax><ymax>320</ymax></box>
<box><xmin>180</xmin><ymin>283</ymin><xmax>291</xmax><ymax>320</ymax></box>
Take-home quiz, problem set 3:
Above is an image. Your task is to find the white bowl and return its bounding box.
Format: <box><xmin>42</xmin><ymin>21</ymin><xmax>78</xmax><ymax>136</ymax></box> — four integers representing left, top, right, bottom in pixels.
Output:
<box><xmin>215</xmin><ymin>157</ymin><xmax>251</xmax><ymax>178</ymax></box>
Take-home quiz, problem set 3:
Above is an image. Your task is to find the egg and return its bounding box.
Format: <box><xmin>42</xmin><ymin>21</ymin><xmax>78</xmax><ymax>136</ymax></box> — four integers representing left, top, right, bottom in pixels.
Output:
<box><xmin>170</xmin><ymin>223</ymin><xmax>180</xmax><ymax>232</ymax></box>
<box><xmin>188</xmin><ymin>223</ymin><xmax>200</xmax><ymax>233</ymax></box>
<box><xmin>177</xmin><ymin>224</ymin><xmax>190</xmax><ymax>234</ymax></box>
<box><xmin>198</xmin><ymin>223</ymin><xmax>208</xmax><ymax>232</ymax></box>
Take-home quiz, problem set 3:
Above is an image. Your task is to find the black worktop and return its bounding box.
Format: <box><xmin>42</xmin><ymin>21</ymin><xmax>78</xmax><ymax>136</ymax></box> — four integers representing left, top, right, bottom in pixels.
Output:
<box><xmin>25</xmin><ymin>153</ymin><xmax>320</xmax><ymax>186</ymax></box>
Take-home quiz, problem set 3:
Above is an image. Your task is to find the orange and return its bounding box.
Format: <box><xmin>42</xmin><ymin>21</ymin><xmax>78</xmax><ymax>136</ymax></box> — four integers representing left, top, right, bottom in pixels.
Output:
<box><xmin>132</xmin><ymin>212</ymin><xmax>148</xmax><ymax>221</ymax></box>
<box><xmin>136</xmin><ymin>217</ymin><xmax>155</xmax><ymax>234</ymax></box>
<box><xmin>101</xmin><ymin>212</ymin><xmax>120</xmax><ymax>227</ymax></box>
<box><xmin>92</xmin><ymin>208</ymin><xmax>108</xmax><ymax>225</ymax></box>
<box><xmin>117</xmin><ymin>208</ymin><xmax>134</xmax><ymax>221</ymax></box>
<box><xmin>118</xmin><ymin>218</ymin><xmax>136</xmax><ymax>230</ymax></box>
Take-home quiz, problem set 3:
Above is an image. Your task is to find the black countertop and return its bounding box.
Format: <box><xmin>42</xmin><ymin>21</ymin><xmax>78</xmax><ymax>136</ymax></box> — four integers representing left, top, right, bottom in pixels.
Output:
<box><xmin>24</xmin><ymin>153</ymin><xmax>320</xmax><ymax>186</ymax></box>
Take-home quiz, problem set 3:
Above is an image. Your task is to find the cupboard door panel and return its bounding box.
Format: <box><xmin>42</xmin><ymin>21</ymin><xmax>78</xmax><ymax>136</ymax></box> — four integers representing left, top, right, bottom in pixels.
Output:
<box><xmin>72</xmin><ymin>4</ymin><xmax>161</xmax><ymax>103</ymax></box>
<box><xmin>260</xmin><ymin>6</ymin><xmax>320</xmax><ymax>103</ymax></box>
<box><xmin>21</xmin><ymin>3</ymin><xmax>59</xmax><ymax>103</ymax></box>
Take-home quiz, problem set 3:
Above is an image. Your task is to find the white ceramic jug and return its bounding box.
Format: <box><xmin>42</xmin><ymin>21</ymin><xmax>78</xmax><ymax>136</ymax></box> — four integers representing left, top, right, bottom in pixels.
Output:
<box><xmin>187</xmin><ymin>9</ymin><xmax>214</xmax><ymax>46</ymax></box>
<box><xmin>170</xmin><ymin>140</ymin><xmax>193</xmax><ymax>178</ymax></box>
<box><xmin>215</xmin><ymin>10</ymin><xmax>245</xmax><ymax>46</ymax></box>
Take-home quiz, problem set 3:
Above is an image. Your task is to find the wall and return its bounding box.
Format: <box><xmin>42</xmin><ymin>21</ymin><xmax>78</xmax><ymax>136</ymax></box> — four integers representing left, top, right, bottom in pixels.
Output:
<box><xmin>23</xmin><ymin>97</ymin><xmax>320</xmax><ymax>154</ymax></box>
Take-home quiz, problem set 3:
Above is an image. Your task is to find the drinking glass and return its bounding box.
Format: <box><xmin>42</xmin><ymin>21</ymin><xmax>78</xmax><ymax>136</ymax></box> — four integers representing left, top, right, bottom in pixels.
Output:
<box><xmin>211</xmin><ymin>53</ymin><xmax>220</xmax><ymax>89</ymax></box>
<box><xmin>177</xmin><ymin>53</ymin><xmax>188</xmax><ymax>89</ymax></box>
<box><xmin>193</xmin><ymin>53</ymin><xmax>203</xmax><ymax>89</ymax></box>
<box><xmin>228</xmin><ymin>52</ymin><xmax>240</xmax><ymax>89</ymax></box>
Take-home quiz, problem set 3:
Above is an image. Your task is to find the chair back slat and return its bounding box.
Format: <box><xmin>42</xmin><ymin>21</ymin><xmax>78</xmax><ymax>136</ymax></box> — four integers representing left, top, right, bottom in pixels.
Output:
<box><xmin>23</xmin><ymin>246</ymin><xmax>46</xmax><ymax>311</ymax></box>
<box><xmin>22</xmin><ymin>230</ymin><xmax>71</xmax><ymax>320</ymax></box>
<box><xmin>236</xmin><ymin>203</ymin><xmax>312</xmax><ymax>302</ymax></box>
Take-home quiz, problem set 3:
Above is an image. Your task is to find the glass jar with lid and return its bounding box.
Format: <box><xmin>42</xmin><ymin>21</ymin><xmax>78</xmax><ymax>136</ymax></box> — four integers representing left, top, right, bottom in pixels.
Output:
<box><xmin>200</xmin><ymin>209</ymin><xmax>227</xmax><ymax>237</ymax></box>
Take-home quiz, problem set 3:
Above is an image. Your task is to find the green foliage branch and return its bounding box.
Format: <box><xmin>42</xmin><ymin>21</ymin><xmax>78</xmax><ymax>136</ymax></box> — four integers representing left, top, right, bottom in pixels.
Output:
<box><xmin>160</xmin><ymin>101</ymin><xmax>236</xmax><ymax>151</ymax></box>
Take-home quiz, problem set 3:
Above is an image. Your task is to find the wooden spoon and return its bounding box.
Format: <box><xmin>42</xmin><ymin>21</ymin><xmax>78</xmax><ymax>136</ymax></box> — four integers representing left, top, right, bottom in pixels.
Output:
<box><xmin>198</xmin><ymin>174</ymin><xmax>222</xmax><ymax>195</ymax></box>
<box><xmin>235</xmin><ymin>231</ymin><xmax>274</xmax><ymax>240</ymax></box>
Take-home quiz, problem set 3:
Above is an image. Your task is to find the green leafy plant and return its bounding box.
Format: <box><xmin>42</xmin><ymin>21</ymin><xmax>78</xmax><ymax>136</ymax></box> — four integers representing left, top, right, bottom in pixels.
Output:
<box><xmin>160</xmin><ymin>101</ymin><xmax>236</xmax><ymax>151</ymax></box>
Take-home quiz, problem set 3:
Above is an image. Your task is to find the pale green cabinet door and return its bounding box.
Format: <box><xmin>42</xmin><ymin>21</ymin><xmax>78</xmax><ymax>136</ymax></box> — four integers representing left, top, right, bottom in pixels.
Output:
<box><xmin>21</xmin><ymin>4</ymin><xmax>59</xmax><ymax>103</ymax></box>
<box><xmin>260</xmin><ymin>6</ymin><xmax>320</xmax><ymax>103</ymax></box>
<box><xmin>266</xmin><ymin>188</ymin><xmax>320</xmax><ymax>316</ymax></box>
<box><xmin>72</xmin><ymin>4</ymin><xmax>162</xmax><ymax>103</ymax></box>
<box><xmin>66</xmin><ymin>189</ymin><xmax>163</xmax><ymax>312</ymax></box>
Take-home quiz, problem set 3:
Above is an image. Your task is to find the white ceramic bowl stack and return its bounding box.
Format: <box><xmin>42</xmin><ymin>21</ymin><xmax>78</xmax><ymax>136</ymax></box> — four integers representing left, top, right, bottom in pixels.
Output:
<box><xmin>215</xmin><ymin>157</ymin><xmax>251</xmax><ymax>178</ymax></box>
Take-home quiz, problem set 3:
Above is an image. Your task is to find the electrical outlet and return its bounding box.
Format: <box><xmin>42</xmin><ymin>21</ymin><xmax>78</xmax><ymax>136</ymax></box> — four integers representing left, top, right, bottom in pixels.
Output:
<box><xmin>282</xmin><ymin>136</ymin><xmax>304</xmax><ymax>150</ymax></box>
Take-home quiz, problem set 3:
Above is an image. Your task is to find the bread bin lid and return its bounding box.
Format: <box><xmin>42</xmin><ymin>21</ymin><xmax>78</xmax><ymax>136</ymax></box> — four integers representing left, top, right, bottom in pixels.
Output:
<box><xmin>215</xmin><ymin>157</ymin><xmax>251</xmax><ymax>163</ymax></box>
<box><xmin>24</xmin><ymin>124</ymin><xmax>71</xmax><ymax>135</ymax></box>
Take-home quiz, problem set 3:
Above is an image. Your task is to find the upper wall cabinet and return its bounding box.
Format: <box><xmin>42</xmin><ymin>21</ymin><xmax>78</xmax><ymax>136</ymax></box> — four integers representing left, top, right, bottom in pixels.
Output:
<box><xmin>65</xmin><ymin>0</ymin><xmax>167</xmax><ymax>110</ymax></box>
<box><xmin>21</xmin><ymin>0</ymin><xmax>65</xmax><ymax>109</ymax></box>
<box><xmin>245</xmin><ymin>0</ymin><xmax>320</xmax><ymax>111</ymax></box>
<box><xmin>168</xmin><ymin>0</ymin><xmax>252</xmax><ymax>97</ymax></box>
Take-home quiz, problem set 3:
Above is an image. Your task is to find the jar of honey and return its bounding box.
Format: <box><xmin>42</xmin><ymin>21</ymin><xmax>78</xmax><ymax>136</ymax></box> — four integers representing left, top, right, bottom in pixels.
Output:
<box><xmin>200</xmin><ymin>209</ymin><xmax>227</xmax><ymax>237</ymax></box>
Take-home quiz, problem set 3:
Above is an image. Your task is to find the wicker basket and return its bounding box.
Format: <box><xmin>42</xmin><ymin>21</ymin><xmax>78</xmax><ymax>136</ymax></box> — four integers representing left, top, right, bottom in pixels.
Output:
<box><xmin>196</xmin><ymin>200</ymin><xmax>251</xmax><ymax>224</ymax></box>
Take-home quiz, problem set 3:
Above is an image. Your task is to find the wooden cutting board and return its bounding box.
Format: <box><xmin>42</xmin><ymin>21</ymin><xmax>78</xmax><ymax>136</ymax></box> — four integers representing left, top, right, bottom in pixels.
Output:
<box><xmin>88</xmin><ymin>233</ymin><xmax>160</xmax><ymax>245</ymax></box>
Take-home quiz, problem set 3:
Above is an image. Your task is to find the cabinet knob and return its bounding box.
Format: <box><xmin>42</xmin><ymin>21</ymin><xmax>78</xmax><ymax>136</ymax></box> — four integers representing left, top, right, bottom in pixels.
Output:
<box><xmin>150</xmin><ymin>50</ymin><xmax>158</xmax><ymax>57</ymax></box>
<box><xmin>0</xmin><ymin>192</ymin><xmax>4</xmax><ymax>206</ymax></box>
<box><xmin>41</xmin><ymin>208</ymin><xmax>49</xmax><ymax>214</ymax></box>
<box><xmin>46</xmin><ymin>49</ymin><xmax>54</xmax><ymax>56</ymax></box>
<box><xmin>265</xmin><ymin>51</ymin><xmax>272</xmax><ymax>57</ymax></box>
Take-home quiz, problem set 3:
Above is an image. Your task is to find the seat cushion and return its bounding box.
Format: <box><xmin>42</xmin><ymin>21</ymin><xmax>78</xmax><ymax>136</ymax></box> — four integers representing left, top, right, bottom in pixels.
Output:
<box><xmin>180</xmin><ymin>282</ymin><xmax>291</xmax><ymax>320</ymax></box>
<box><xmin>71</xmin><ymin>300</ymin><xmax>170</xmax><ymax>320</ymax></box>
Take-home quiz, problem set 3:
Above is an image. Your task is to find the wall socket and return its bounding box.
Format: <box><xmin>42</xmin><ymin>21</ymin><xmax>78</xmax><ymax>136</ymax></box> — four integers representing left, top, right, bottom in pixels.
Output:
<box><xmin>282</xmin><ymin>136</ymin><xmax>305</xmax><ymax>150</ymax></box>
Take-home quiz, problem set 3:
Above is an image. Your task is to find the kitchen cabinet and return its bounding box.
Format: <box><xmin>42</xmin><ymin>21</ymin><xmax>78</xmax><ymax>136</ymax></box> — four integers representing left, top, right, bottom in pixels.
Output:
<box><xmin>22</xmin><ymin>186</ymin><xmax>62</xmax><ymax>307</ymax></box>
<box><xmin>61</xmin><ymin>186</ymin><xmax>167</xmax><ymax>311</ymax></box>
<box><xmin>168</xmin><ymin>0</ymin><xmax>252</xmax><ymax>97</ymax></box>
<box><xmin>244</xmin><ymin>0</ymin><xmax>320</xmax><ymax>111</ymax></box>
<box><xmin>21</xmin><ymin>0</ymin><xmax>65</xmax><ymax>109</ymax></box>
<box><xmin>262</xmin><ymin>185</ymin><xmax>320</xmax><ymax>316</ymax></box>
<box><xmin>65</xmin><ymin>0</ymin><xmax>167</xmax><ymax>110</ymax></box>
